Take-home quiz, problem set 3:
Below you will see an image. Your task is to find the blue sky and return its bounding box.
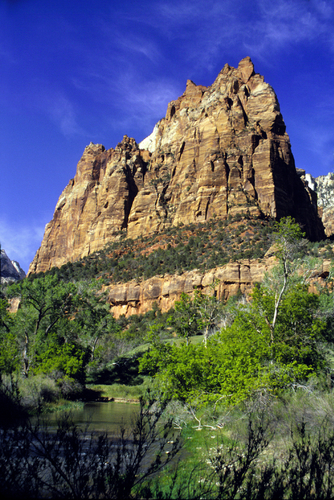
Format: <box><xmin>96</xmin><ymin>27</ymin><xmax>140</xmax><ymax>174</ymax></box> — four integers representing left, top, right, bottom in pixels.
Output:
<box><xmin>1</xmin><ymin>0</ymin><xmax>334</xmax><ymax>272</ymax></box>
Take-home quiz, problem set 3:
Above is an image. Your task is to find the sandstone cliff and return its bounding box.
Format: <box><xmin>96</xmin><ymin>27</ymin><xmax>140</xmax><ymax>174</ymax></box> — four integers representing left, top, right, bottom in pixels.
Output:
<box><xmin>107</xmin><ymin>258</ymin><xmax>273</xmax><ymax>318</ymax></box>
<box><xmin>106</xmin><ymin>255</ymin><xmax>331</xmax><ymax>318</ymax></box>
<box><xmin>29</xmin><ymin>57</ymin><xmax>324</xmax><ymax>275</ymax></box>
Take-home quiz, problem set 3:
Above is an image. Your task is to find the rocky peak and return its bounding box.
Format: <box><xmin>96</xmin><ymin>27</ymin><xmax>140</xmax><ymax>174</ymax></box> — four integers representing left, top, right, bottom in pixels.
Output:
<box><xmin>306</xmin><ymin>172</ymin><xmax>334</xmax><ymax>209</ymax></box>
<box><xmin>1</xmin><ymin>249</ymin><xmax>26</xmax><ymax>284</ymax></box>
<box><xmin>237</xmin><ymin>56</ymin><xmax>255</xmax><ymax>83</ymax></box>
<box><xmin>29</xmin><ymin>57</ymin><xmax>324</xmax><ymax>275</ymax></box>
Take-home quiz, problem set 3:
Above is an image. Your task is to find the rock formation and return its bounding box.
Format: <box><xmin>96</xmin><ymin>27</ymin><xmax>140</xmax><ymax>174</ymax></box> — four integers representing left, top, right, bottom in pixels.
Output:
<box><xmin>305</xmin><ymin>172</ymin><xmax>334</xmax><ymax>237</ymax></box>
<box><xmin>106</xmin><ymin>255</ymin><xmax>331</xmax><ymax>318</ymax></box>
<box><xmin>106</xmin><ymin>258</ymin><xmax>272</xmax><ymax>318</ymax></box>
<box><xmin>0</xmin><ymin>249</ymin><xmax>26</xmax><ymax>284</ymax></box>
<box><xmin>29</xmin><ymin>57</ymin><xmax>324</xmax><ymax>275</ymax></box>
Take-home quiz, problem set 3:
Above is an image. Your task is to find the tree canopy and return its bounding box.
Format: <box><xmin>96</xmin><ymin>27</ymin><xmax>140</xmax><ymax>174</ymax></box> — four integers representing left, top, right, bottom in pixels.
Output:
<box><xmin>140</xmin><ymin>218</ymin><xmax>330</xmax><ymax>407</ymax></box>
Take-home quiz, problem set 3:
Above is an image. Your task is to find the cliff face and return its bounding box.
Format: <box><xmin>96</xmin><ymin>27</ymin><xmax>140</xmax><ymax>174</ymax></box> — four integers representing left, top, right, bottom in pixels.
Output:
<box><xmin>29</xmin><ymin>57</ymin><xmax>324</xmax><ymax>275</ymax></box>
<box><xmin>305</xmin><ymin>172</ymin><xmax>334</xmax><ymax>237</ymax></box>
<box><xmin>107</xmin><ymin>258</ymin><xmax>274</xmax><ymax>318</ymax></box>
<box><xmin>106</xmin><ymin>255</ymin><xmax>331</xmax><ymax>318</ymax></box>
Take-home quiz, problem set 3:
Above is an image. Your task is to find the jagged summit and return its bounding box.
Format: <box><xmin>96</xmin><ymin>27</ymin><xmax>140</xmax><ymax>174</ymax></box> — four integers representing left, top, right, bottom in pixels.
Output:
<box><xmin>1</xmin><ymin>249</ymin><xmax>26</xmax><ymax>284</ymax></box>
<box><xmin>29</xmin><ymin>57</ymin><xmax>324</xmax><ymax>275</ymax></box>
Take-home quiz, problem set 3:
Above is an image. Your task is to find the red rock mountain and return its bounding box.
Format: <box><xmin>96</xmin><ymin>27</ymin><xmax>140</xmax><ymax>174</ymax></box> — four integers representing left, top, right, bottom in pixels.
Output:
<box><xmin>29</xmin><ymin>57</ymin><xmax>324</xmax><ymax>275</ymax></box>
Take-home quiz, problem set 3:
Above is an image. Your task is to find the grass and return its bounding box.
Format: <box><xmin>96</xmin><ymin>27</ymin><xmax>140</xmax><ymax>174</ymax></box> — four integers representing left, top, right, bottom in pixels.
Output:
<box><xmin>167</xmin><ymin>334</ymin><xmax>204</xmax><ymax>346</ymax></box>
<box><xmin>87</xmin><ymin>376</ymin><xmax>151</xmax><ymax>401</ymax></box>
<box><xmin>145</xmin><ymin>387</ymin><xmax>334</xmax><ymax>498</ymax></box>
<box><xmin>124</xmin><ymin>343</ymin><xmax>151</xmax><ymax>357</ymax></box>
<box><xmin>42</xmin><ymin>399</ymin><xmax>85</xmax><ymax>414</ymax></box>
<box><xmin>146</xmin><ymin>409</ymin><xmax>250</xmax><ymax>498</ymax></box>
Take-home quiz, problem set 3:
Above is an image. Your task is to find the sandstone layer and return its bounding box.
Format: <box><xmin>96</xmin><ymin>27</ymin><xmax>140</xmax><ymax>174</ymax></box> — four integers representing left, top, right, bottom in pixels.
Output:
<box><xmin>29</xmin><ymin>57</ymin><xmax>324</xmax><ymax>275</ymax></box>
<box><xmin>106</xmin><ymin>256</ymin><xmax>331</xmax><ymax>318</ymax></box>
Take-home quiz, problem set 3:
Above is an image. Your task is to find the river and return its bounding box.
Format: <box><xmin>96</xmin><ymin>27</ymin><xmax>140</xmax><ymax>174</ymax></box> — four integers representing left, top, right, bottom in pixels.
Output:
<box><xmin>44</xmin><ymin>401</ymin><xmax>140</xmax><ymax>434</ymax></box>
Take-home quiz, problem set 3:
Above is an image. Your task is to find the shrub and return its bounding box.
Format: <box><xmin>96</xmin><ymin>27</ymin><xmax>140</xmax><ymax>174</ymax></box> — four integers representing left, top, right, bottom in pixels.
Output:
<box><xmin>18</xmin><ymin>374</ymin><xmax>60</xmax><ymax>409</ymax></box>
<box><xmin>0</xmin><ymin>394</ymin><xmax>181</xmax><ymax>499</ymax></box>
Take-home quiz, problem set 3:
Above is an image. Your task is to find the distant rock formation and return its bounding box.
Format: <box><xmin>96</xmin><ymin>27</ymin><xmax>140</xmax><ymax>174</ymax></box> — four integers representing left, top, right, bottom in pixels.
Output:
<box><xmin>29</xmin><ymin>57</ymin><xmax>324</xmax><ymax>275</ymax></box>
<box><xmin>0</xmin><ymin>249</ymin><xmax>26</xmax><ymax>284</ymax></box>
<box><xmin>305</xmin><ymin>172</ymin><xmax>334</xmax><ymax>237</ymax></box>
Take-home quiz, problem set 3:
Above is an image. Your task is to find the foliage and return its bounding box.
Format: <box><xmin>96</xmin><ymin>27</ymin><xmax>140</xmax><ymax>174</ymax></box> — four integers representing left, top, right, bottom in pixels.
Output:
<box><xmin>0</xmin><ymin>385</ymin><xmax>181</xmax><ymax>499</ymax></box>
<box><xmin>31</xmin><ymin>215</ymin><xmax>280</xmax><ymax>285</ymax></box>
<box><xmin>5</xmin><ymin>374</ymin><xmax>334</xmax><ymax>499</ymax></box>
<box><xmin>6</xmin><ymin>274</ymin><xmax>81</xmax><ymax>377</ymax></box>
<box><xmin>2</xmin><ymin>216</ymin><xmax>334</xmax><ymax>413</ymax></box>
<box><xmin>193</xmin><ymin>286</ymin><xmax>225</xmax><ymax>346</ymax></box>
<box><xmin>2</xmin><ymin>276</ymin><xmax>128</xmax><ymax>391</ymax></box>
<box><xmin>140</xmin><ymin>218</ymin><xmax>330</xmax><ymax>408</ymax></box>
<box><xmin>33</xmin><ymin>337</ymin><xmax>90</xmax><ymax>383</ymax></box>
<box><xmin>167</xmin><ymin>292</ymin><xmax>202</xmax><ymax>344</ymax></box>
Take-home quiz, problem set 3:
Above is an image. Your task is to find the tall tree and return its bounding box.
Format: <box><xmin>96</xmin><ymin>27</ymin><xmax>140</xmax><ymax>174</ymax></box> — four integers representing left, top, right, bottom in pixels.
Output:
<box><xmin>167</xmin><ymin>293</ymin><xmax>201</xmax><ymax>345</ymax></box>
<box><xmin>7</xmin><ymin>275</ymin><xmax>80</xmax><ymax>377</ymax></box>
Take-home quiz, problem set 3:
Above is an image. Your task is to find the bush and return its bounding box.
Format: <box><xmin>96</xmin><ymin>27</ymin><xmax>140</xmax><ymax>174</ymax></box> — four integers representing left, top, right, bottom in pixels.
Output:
<box><xmin>56</xmin><ymin>375</ymin><xmax>84</xmax><ymax>400</ymax></box>
<box><xmin>18</xmin><ymin>374</ymin><xmax>60</xmax><ymax>409</ymax></box>
<box><xmin>0</xmin><ymin>395</ymin><xmax>181</xmax><ymax>499</ymax></box>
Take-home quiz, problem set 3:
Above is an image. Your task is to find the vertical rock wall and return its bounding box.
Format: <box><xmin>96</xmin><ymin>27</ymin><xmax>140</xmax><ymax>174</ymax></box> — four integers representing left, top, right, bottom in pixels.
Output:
<box><xmin>29</xmin><ymin>57</ymin><xmax>324</xmax><ymax>275</ymax></box>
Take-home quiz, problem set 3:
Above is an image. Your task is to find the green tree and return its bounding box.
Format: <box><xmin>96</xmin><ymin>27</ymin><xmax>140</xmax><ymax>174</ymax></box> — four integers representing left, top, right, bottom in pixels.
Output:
<box><xmin>74</xmin><ymin>282</ymin><xmax>121</xmax><ymax>361</ymax></box>
<box><xmin>264</xmin><ymin>216</ymin><xmax>305</xmax><ymax>343</ymax></box>
<box><xmin>7</xmin><ymin>275</ymin><xmax>78</xmax><ymax>377</ymax></box>
<box><xmin>0</xmin><ymin>297</ymin><xmax>12</xmax><ymax>333</ymax></box>
<box><xmin>0</xmin><ymin>298</ymin><xmax>20</xmax><ymax>374</ymax></box>
<box><xmin>33</xmin><ymin>336</ymin><xmax>90</xmax><ymax>384</ymax></box>
<box><xmin>140</xmin><ymin>219</ymin><xmax>328</xmax><ymax>409</ymax></box>
<box><xmin>193</xmin><ymin>284</ymin><xmax>224</xmax><ymax>346</ymax></box>
<box><xmin>167</xmin><ymin>293</ymin><xmax>201</xmax><ymax>345</ymax></box>
<box><xmin>141</xmin><ymin>284</ymin><xmax>327</xmax><ymax>409</ymax></box>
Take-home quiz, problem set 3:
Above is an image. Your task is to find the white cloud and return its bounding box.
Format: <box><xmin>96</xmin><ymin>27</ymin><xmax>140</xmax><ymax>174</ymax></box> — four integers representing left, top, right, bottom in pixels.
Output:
<box><xmin>312</xmin><ymin>0</ymin><xmax>333</xmax><ymax>19</ymax></box>
<box><xmin>254</xmin><ymin>0</ymin><xmax>323</xmax><ymax>47</ymax></box>
<box><xmin>115</xmin><ymin>35</ymin><xmax>162</xmax><ymax>64</ymax></box>
<box><xmin>44</xmin><ymin>92</ymin><xmax>85</xmax><ymax>138</ymax></box>
<box><xmin>122</xmin><ymin>78</ymin><xmax>179</xmax><ymax>113</ymax></box>
<box><xmin>153</xmin><ymin>0</ymin><xmax>334</xmax><ymax>68</ymax></box>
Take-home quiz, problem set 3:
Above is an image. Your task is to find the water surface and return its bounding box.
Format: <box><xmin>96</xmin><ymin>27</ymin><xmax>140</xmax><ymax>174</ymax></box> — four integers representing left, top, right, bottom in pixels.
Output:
<box><xmin>45</xmin><ymin>401</ymin><xmax>140</xmax><ymax>434</ymax></box>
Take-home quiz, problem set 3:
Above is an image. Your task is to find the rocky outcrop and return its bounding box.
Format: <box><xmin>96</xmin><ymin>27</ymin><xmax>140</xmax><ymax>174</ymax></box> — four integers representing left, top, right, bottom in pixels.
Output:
<box><xmin>320</xmin><ymin>207</ymin><xmax>334</xmax><ymax>238</ymax></box>
<box><xmin>305</xmin><ymin>172</ymin><xmax>334</xmax><ymax>237</ymax></box>
<box><xmin>106</xmin><ymin>259</ymin><xmax>272</xmax><ymax>318</ymax></box>
<box><xmin>0</xmin><ymin>249</ymin><xmax>26</xmax><ymax>284</ymax></box>
<box><xmin>106</xmin><ymin>256</ymin><xmax>331</xmax><ymax>318</ymax></box>
<box><xmin>29</xmin><ymin>57</ymin><xmax>324</xmax><ymax>275</ymax></box>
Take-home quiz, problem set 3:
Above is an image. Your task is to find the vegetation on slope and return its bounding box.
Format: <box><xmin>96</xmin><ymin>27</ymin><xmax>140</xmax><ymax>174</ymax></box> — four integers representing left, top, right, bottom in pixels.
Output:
<box><xmin>1</xmin><ymin>216</ymin><xmax>334</xmax><ymax>404</ymax></box>
<box><xmin>29</xmin><ymin>215</ymin><xmax>284</xmax><ymax>284</ymax></box>
<box><xmin>2</xmin><ymin>217</ymin><xmax>334</xmax><ymax>498</ymax></box>
<box><xmin>31</xmin><ymin>213</ymin><xmax>334</xmax><ymax>286</ymax></box>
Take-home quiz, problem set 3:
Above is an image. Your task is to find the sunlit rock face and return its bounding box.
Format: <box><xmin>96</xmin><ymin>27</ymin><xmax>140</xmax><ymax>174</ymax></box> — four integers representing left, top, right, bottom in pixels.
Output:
<box><xmin>106</xmin><ymin>255</ymin><xmax>331</xmax><ymax>318</ymax></box>
<box><xmin>107</xmin><ymin>258</ymin><xmax>276</xmax><ymax>318</ymax></box>
<box><xmin>29</xmin><ymin>57</ymin><xmax>324</xmax><ymax>275</ymax></box>
<box><xmin>305</xmin><ymin>172</ymin><xmax>334</xmax><ymax>237</ymax></box>
<box><xmin>1</xmin><ymin>249</ymin><xmax>26</xmax><ymax>284</ymax></box>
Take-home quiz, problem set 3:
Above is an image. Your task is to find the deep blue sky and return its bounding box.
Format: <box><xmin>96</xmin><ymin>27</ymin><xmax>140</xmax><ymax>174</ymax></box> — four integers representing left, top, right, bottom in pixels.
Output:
<box><xmin>1</xmin><ymin>0</ymin><xmax>334</xmax><ymax>272</ymax></box>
